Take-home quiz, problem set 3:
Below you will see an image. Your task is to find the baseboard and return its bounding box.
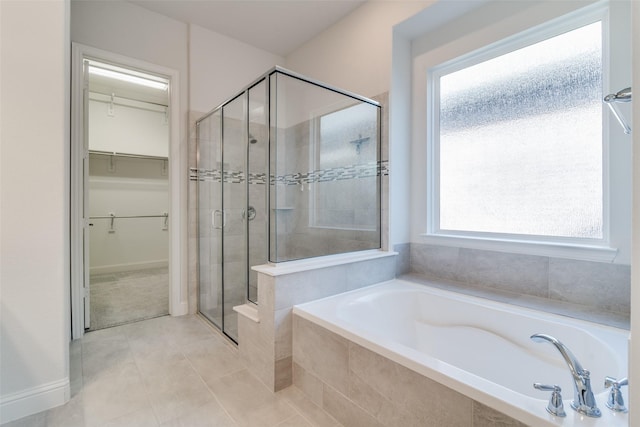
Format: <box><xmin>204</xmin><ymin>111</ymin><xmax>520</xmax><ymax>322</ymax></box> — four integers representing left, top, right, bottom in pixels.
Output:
<box><xmin>0</xmin><ymin>378</ymin><xmax>70</xmax><ymax>425</ymax></box>
<box><xmin>170</xmin><ymin>300</ymin><xmax>189</xmax><ymax>316</ymax></box>
<box><xmin>89</xmin><ymin>260</ymin><xmax>168</xmax><ymax>275</ymax></box>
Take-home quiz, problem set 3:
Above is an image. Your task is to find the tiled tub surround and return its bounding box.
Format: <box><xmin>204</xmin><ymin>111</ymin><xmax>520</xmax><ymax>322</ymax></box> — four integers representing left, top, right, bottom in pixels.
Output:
<box><xmin>408</xmin><ymin>243</ymin><xmax>631</xmax><ymax>327</ymax></box>
<box><xmin>292</xmin><ymin>280</ymin><xmax>629</xmax><ymax>427</ymax></box>
<box><xmin>235</xmin><ymin>250</ymin><xmax>397</xmax><ymax>392</ymax></box>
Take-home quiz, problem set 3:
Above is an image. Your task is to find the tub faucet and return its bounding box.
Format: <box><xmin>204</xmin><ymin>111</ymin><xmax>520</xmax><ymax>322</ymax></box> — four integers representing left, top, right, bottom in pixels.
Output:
<box><xmin>530</xmin><ymin>333</ymin><xmax>601</xmax><ymax>418</ymax></box>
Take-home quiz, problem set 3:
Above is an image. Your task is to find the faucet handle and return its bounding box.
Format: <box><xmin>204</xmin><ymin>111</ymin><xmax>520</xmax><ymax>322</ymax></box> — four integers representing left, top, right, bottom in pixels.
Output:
<box><xmin>534</xmin><ymin>383</ymin><xmax>566</xmax><ymax>417</ymax></box>
<box><xmin>604</xmin><ymin>377</ymin><xmax>628</xmax><ymax>412</ymax></box>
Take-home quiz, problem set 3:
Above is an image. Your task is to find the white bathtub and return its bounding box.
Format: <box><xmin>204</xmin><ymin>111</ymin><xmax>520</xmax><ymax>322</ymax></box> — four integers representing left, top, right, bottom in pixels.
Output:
<box><xmin>293</xmin><ymin>279</ymin><xmax>629</xmax><ymax>427</ymax></box>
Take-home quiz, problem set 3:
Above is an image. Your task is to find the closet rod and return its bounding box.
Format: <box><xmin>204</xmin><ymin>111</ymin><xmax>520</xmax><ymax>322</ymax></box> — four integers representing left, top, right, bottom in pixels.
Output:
<box><xmin>89</xmin><ymin>150</ymin><xmax>168</xmax><ymax>161</ymax></box>
<box><xmin>90</xmin><ymin>214</ymin><xmax>168</xmax><ymax>219</ymax></box>
<box><xmin>89</xmin><ymin>92</ymin><xmax>168</xmax><ymax>109</ymax></box>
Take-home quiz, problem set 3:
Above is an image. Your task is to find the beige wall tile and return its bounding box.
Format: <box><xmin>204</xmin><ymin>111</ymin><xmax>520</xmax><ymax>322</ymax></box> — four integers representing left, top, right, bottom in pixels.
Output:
<box><xmin>548</xmin><ymin>258</ymin><xmax>630</xmax><ymax>314</ymax></box>
<box><xmin>293</xmin><ymin>362</ymin><xmax>324</xmax><ymax>408</ymax></box>
<box><xmin>273</xmin><ymin>267</ymin><xmax>349</xmax><ymax>311</ymax></box>
<box><xmin>293</xmin><ymin>316</ymin><xmax>350</xmax><ymax>396</ymax></box>
<box><xmin>238</xmin><ymin>313</ymin><xmax>275</xmax><ymax>387</ymax></box>
<box><xmin>347</xmin><ymin>371</ymin><xmax>391</xmax><ymax>421</ymax></box>
<box><xmin>275</xmin><ymin>308</ymin><xmax>293</xmax><ymax>360</ymax></box>
<box><xmin>348</xmin><ymin>342</ymin><xmax>473</xmax><ymax>427</ymax></box>
<box><xmin>275</xmin><ymin>356</ymin><xmax>293</xmax><ymax>391</ymax></box>
<box><xmin>322</xmin><ymin>383</ymin><xmax>384</xmax><ymax>427</ymax></box>
<box><xmin>472</xmin><ymin>402</ymin><xmax>527</xmax><ymax>427</ymax></box>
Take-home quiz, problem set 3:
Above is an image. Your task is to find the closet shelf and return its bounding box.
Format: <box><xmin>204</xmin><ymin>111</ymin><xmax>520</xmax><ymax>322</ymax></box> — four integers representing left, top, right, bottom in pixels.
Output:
<box><xmin>89</xmin><ymin>150</ymin><xmax>168</xmax><ymax>161</ymax></box>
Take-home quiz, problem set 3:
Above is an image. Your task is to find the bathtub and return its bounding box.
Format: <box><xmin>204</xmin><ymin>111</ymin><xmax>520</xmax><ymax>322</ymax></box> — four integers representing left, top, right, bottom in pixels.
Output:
<box><xmin>292</xmin><ymin>279</ymin><xmax>629</xmax><ymax>426</ymax></box>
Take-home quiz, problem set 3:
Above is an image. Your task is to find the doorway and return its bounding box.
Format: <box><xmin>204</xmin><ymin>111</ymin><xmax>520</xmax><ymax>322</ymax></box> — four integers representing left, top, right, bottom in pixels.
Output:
<box><xmin>86</xmin><ymin>59</ymin><xmax>170</xmax><ymax>329</ymax></box>
<box><xmin>71</xmin><ymin>44</ymin><xmax>185</xmax><ymax>338</ymax></box>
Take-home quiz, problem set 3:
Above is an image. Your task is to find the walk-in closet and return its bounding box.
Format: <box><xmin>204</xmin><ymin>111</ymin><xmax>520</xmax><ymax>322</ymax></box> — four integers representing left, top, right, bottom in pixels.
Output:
<box><xmin>86</xmin><ymin>60</ymin><xmax>170</xmax><ymax>330</ymax></box>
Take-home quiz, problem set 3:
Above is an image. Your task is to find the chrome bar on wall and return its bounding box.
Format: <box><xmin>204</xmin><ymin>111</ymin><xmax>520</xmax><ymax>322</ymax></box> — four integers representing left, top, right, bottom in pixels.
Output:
<box><xmin>89</xmin><ymin>91</ymin><xmax>168</xmax><ymax>113</ymax></box>
<box><xmin>89</xmin><ymin>213</ymin><xmax>169</xmax><ymax>232</ymax></box>
<box><xmin>604</xmin><ymin>87</ymin><xmax>632</xmax><ymax>135</ymax></box>
<box><xmin>90</xmin><ymin>214</ymin><xmax>169</xmax><ymax>219</ymax></box>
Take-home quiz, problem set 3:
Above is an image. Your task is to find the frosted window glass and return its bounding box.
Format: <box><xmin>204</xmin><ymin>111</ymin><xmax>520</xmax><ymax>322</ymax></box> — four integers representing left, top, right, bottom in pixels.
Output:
<box><xmin>314</xmin><ymin>102</ymin><xmax>379</xmax><ymax>230</ymax></box>
<box><xmin>438</xmin><ymin>22</ymin><xmax>602</xmax><ymax>239</ymax></box>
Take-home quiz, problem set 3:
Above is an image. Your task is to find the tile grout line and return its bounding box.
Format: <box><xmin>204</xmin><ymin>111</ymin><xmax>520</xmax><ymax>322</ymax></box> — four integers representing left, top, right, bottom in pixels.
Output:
<box><xmin>123</xmin><ymin>326</ymin><xmax>166</xmax><ymax>427</ymax></box>
<box><xmin>280</xmin><ymin>394</ymin><xmax>340</xmax><ymax>427</ymax></box>
<box><xmin>178</xmin><ymin>334</ymin><xmax>241</xmax><ymax>426</ymax></box>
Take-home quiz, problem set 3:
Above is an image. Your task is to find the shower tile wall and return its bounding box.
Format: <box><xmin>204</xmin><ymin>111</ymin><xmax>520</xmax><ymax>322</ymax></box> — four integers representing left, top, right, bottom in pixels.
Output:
<box><xmin>273</xmin><ymin>92</ymin><xmax>389</xmax><ymax>262</ymax></box>
<box><xmin>187</xmin><ymin>91</ymin><xmax>390</xmax><ymax>312</ymax></box>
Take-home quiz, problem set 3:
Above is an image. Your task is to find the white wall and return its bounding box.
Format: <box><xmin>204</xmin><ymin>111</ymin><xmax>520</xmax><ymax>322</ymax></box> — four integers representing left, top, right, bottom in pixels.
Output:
<box><xmin>89</xmin><ymin>98</ymin><xmax>169</xmax><ymax>157</ymax></box>
<box><xmin>189</xmin><ymin>24</ymin><xmax>283</xmax><ymax>113</ymax></box>
<box><xmin>0</xmin><ymin>0</ymin><xmax>71</xmax><ymax>423</ymax></box>
<box><xmin>87</xmin><ymin>96</ymin><xmax>170</xmax><ymax>272</ymax></box>
<box><xmin>71</xmin><ymin>0</ymin><xmax>189</xmax><ymax>315</ymax></box>
<box><xmin>89</xmin><ymin>157</ymin><xmax>169</xmax><ymax>274</ymax></box>
<box><xmin>71</xmin><ymin>0</ymin><xmax>188</xmax><ymax>140</ymax></box>
<box><xmin>71</xmin><ymin>1</ymin><xmax>189</xmax><ymax>92</ymax></box>
<box><xmin>285</xmin><ymin>1</ymin><xmax>430</xmax><ymax>99</ymax></box>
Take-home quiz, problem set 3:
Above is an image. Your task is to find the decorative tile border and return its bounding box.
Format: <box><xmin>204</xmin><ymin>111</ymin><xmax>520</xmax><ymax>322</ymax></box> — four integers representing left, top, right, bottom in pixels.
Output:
<box><xmin>189</xmin><ymin>160</ymin><xmax>389</xmax><ymax>185</ymax></box>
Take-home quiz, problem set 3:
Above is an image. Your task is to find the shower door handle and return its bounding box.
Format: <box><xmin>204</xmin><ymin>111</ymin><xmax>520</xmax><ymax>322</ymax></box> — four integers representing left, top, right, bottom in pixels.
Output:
<box><xmin>242</xmin><ymin>206</ymin><xmax>257</xmax><ymax>221</ymax></box>
<box><xmin>212</xmin><ymin>210</ymin><xmax>226</xmax><ymax>229</ymax></box>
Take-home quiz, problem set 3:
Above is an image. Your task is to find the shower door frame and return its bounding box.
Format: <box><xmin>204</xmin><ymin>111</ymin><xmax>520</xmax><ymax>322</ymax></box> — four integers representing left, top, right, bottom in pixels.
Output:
<box><xmin>196</xmin><ymin>88</ymin><xmax>259</xmax><ymax>343</ymax></box>
<box><xmin>195</xmin><ymin>67</ymin><xmax>382</xmax><ymax>341</ymax></box>
<box><xmin>70</xmin><ymin>43</ymin><xmax>187</xmax><ymax>340</ymax></box>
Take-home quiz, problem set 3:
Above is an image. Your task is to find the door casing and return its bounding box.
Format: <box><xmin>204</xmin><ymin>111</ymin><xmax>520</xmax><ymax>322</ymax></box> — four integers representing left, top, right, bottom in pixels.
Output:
<box><xmin>70</xmin><ymin>43</ymin><xmax>186</xmax><ymax>339</ymax></box>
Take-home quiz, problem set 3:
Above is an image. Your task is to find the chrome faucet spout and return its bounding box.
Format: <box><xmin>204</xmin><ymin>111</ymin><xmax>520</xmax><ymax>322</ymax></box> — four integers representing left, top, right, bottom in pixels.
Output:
<box><xmin>531</xmin><ymin>333</ymin><xmax>601</xmax><ymax>418</ymax></box>
<box><xmin>531</xmin><ymin>334</ymin><xmax>584</xmax><ymax>385</ymax></box>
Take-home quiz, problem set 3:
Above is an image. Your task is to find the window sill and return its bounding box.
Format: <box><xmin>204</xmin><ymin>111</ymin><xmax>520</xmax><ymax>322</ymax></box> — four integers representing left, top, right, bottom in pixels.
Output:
<box><xmin>417</xmin><ymin>233</ymin><xmax>619</xmax><ymax>263</ymax></box>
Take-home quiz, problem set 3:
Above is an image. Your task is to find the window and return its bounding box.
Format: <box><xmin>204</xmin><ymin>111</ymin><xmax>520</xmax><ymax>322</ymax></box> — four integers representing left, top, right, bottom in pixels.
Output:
<box><xmin>428</xmin><ymin>17</ymin><xmax>608</xmax><ymax>245</ymax></box>
<box><xmin>310</xmin><ymin>102</ymin><xmax>379</xmax><ymax>231</ymax></box>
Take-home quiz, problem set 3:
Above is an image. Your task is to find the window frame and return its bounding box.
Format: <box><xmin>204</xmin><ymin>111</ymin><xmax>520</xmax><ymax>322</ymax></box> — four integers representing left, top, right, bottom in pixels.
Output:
<box><xmin>422</xmin><ymin>3</ymin><xmax>623</xmax><ymax>262</ymax></box>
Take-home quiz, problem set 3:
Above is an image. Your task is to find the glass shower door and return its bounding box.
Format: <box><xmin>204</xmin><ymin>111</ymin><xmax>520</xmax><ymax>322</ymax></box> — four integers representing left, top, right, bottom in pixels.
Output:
<box><xmin>197</xmin><ymin>109</ymin><xmax>223</xmax><ymax>330</ymax></box>
<box><xmin>197</xmin><ymin>93</ymin><xmax>249</xmax><ymax>342</ymax></box>
<box><xmin>221</xmin><ymin>94</ymin><xmax>247</xmax><ymax>342</ymax></box>
<box><xmin>247</xmin><ymin>81</ymin><xmax>268</xmax><ymax>303</ymax></box>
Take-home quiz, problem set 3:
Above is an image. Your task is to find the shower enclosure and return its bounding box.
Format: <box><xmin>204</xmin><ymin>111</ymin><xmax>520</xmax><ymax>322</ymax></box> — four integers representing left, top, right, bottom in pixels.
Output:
<box><xmin>196</xmin><ymin>67</ymin><xmax>381</xmax><ymax>342</ymax></box>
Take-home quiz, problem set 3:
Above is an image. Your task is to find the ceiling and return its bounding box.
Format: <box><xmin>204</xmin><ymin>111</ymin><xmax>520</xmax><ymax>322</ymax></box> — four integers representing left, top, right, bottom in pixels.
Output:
<box><xmin>129</xmin><ymin>0</ymin><xmax>367</xmax><ymax>57</ymax></box>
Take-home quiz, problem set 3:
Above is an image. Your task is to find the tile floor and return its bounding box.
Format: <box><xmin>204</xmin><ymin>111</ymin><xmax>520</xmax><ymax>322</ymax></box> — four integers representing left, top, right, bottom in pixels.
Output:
<box><xmin>5</xmin><ymin>315</ymin><xmax>341</xmax><ymax>427</ymax></box>
<box><xmin>89</xmin><ymin>268</ymin><xmax>169</xmax><ymax>330</ymax></box>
